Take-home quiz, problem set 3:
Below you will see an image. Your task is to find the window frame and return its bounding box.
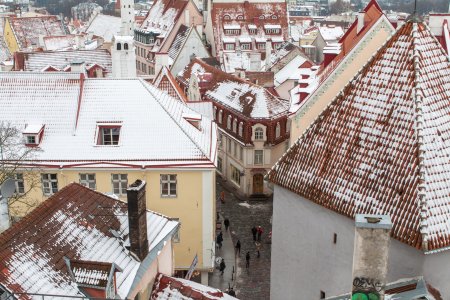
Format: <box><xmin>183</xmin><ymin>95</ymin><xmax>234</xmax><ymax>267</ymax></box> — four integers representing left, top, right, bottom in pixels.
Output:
<box><xmin>14</xmin><ymin>173</ymin><xmax>25</xmax><ymax>194</ymax></box>
<box><xmin>41</xmin><ymin>173</ymin><xmax>58</xmax><ymax>196</ymax></box>
<box><xmin>231</xmin><ymin>165</ymin><xmax>241</xmax><ymax>185</ymax></box>
<box><xmin>254</xmin><ymin>127</ymin><xmax>264</xmax><ymax>140</ymax></box>
<box><xmin>254</xmin><ymin>150</ymin><xmax>264</xmax><ymax>165</ymax></box>
<box><xmin>275</xmin><ymin>122</ymin><xmax>281</xmax><ymax>139</ymax></box>
<box><xmin>79</xmin><ymin>173</ymin><xmax>96</xmax><ymax>190</ymax></box>
<box><xmin>160</xmin><ymin>174</ymin><xmax>177</xmax><ymax>197</ymax></box>
<box><xmin>96</xmin><ymin>124</ymin><xmax>122</xmax><ymax>146</ymax></box>
<box><xmin>111</xmin><ymin>174</ymin><xmax>128</xmax><ymax>195</ymax></box>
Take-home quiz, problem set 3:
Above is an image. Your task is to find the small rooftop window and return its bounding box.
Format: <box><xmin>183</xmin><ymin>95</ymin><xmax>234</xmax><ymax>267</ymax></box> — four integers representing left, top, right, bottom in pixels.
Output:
<box><xmin>182</xmin><ymin>113</ymin><xmax>202</xmax><ymax>130</ymax></box>
<box><xmin>96</xmin><ymin>123</ymin><xmax>122</xmax><ymax>146</ymax></box>
<box><xmin>22</xmin><ymin>124</ymin><xmax>45</xmax><ymax>146</ymax></box>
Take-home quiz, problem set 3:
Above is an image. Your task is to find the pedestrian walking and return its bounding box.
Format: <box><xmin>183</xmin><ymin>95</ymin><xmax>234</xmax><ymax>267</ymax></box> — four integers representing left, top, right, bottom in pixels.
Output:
<box><xmin>255</xmin><ymin>241</ymin><xmax>261</xmax><ymax>258</ymax></box>
<box><xmin>257</xmin><ymin>226</ymin><xmax>263</xmax><ymax>242</ymax></box>
<box><xmin>224</xmin><ymin>218</ymin><xmax>230</xmax><ymax>231</ymax></box>
<box><xmin>251</xmin><ymin>226</ymin><xmax>257</xmax><ymax>241</ymax></box>
<box><xmin>220</xmin><ymin>191</ymin><xmax>225</xmax><ymax>203</ymax></box>
<box><xmin>235</xmin><ymin>239</ymin><xmax>241</xmax><ymax>255</ymax></box>
<box><xmin>216</xmin><ymin>232</ymin><xmax>223</xmax><ymax>249</ymax></box>
<box><xmin>219</xmin><ymin>258</ymin><xmax>226</xmax><ymax>275</ymax></box>
<box><xmin>227</xmin><ymin>287</ymin><xmax>236</xmax><ymax>296</ymax></box>
<box><xmin>245</xmin><ymin>251</ymin><xmax>250</xmax><ymax>268</ymax></box>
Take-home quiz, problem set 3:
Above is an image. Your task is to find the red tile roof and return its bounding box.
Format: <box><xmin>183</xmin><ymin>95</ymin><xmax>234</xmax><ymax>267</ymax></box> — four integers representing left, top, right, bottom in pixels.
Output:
<box><xmin>8</xmin><ymin>16</ymin><xmax>66</xmax><ymax>50</ymax></box>
<box><xmin>268</xmin><ymin>20</ymin><xmax>450</xmax><ymax>252</ymax></box>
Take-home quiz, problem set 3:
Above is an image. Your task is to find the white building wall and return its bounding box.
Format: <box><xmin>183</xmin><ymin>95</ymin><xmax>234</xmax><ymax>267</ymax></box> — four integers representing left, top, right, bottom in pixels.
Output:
<box><xmin>271</xmin><ymin>185</ymin><xmax>425</xmax><ymax>300</ymax></box>
<box><xmin>424</xmin><ymin>251</ymin><xmax>450</xmax><ymax>297</ymax></box>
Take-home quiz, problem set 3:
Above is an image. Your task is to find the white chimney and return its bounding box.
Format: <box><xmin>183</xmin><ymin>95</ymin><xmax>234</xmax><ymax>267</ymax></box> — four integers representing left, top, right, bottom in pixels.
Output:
<box><xmin>185</xmin><ymin>9</ymin><xmax>190</xmax><ymax>26</ymax></box>
<box><xmin>352</xmin><ymin>214</ymin><xmax>392</xmax><ymax>300</ymax></box>
<box><xmin>249</xmin><ymin>52</ymin><xmax>261</xmax><ymax>71</ymax></box>
<box><xmin>38</xmin><ymin>35</ymin><xmax>46</xmax><ymax>48</ymax></box>
<box><xmin>357</xmin><ymin>11</ymin><xmax>365</xmax><ymax>34</ymax></box>
<box><xmin>265</xmin><ymin>40</ymin><xmax>272</xmax><ymax>71</ymax></box>
<box><xmin>71</xmin><ymin>60</ymin><xmax>86</xmax><ymax>74</ymax></box>
<box><xmin>155</xmin><ymin>53</ymin><xmax>169</xmax><ymax>77</ymax></box>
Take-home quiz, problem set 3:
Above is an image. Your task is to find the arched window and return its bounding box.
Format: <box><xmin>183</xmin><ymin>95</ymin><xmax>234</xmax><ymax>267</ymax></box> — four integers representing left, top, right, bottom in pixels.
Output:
<box><xmin>223</xmin><ymin>15</ymin><xmax>231</xmax><ymax>20</ymax></box>
<box><xmin>254</xmin><ymin>127</ymin><xmax>264</xmax><ymax>140</ymax></box>
<box><xmin>238</xmin><ymin>122</ymin><xmax>243</xmax><ymax>137</ymax></box>
<box><xmin>218</xmin><ymin>110</ymin><xmax>223</xmax><ymax>124</ymax></box>
<box><xmin>227</xmin><ymin>115</ymin><xmax>232</xmax><ymax>130</ymax></box>
<box><xmin>275</xmin><ymin>122</ymin><xmax>281</xmax><ymax>138</ymax></box>
<box><xmin>259</xmin><ymin>15</ymin><xmax>265</xmax><ymax>20</ymax></box>
<box><xmin>272</xmin><ymin>15</ymin><xmax>278</xmax><ymax>19</ymax></box>
<box><xmin>233</xmin><ymin>119</ymin><xmax>238</xmax><ymax>133</ymax></box>
<box><xmin>116</xmin><ymin>43</ymin><xmax>122</xmax><ymax>50</ymax></box>
<box><xmin>124</xmin><ymin>43</ymin><xmax>129</xmax><ymax>50</ymax></box>
<box><xmin>236</xmin><ymin>15</ymin><xmax>244</xmax><ymax>20</ymax></box>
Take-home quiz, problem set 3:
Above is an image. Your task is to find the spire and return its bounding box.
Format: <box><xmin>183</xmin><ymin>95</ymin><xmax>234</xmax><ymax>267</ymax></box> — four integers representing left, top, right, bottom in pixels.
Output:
<box><xmin>407</xmin><ymin>0</ymin><xmax>421</xmax><ymax>23</ymax></box>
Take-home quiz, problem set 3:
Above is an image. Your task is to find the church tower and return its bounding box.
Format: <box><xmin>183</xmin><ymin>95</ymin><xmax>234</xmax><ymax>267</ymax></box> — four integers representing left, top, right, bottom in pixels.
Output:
<box><xmin>112</xmin><ymin>0</ymin><xmax>136</xmax><ymax>78</ymax></box>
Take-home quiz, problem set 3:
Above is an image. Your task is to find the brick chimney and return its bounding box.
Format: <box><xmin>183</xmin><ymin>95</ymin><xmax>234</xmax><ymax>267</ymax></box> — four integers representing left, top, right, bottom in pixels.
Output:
<box><xmin>126</xmin><ymin>179</ymin><xmax>149</xmax><ymax>261</ymax></box>
<box><xmin>351</xmin><ymin>214</ymin><xmax>392</xmax><ymax>300</ymax></box>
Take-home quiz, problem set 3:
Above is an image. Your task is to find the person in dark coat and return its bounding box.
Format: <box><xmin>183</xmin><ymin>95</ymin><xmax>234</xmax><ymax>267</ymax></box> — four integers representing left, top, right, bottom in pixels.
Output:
<box><xmin>235</xmin><ymin>239</ymin><xmax>241</xmax><ymax>255</ymax></box>
<box><xmin>219</xmin><ymin>258</ymin><xmax>226</xmax><ymax>275</ymax></box>
<box><xmin>257</xmin><ymin>226</ymin><xmax>263</xmax><ymax>242</ymax></box>
<box><xmin>227</xmin><ymin>287</ymin><xmax>236</xmax><ymax>296</ymax></box>
<box><xmin>216</xmin><ymin>232</ymin><xmax>223</xmax><ymax>249</ymax></box>
<box><xmin>255</xmin><ymin>241</ymin><xmax>261</xmax><ymax>258</ymax></box>
<box><xmin>251</xmin><ymin>226</ymin><xmax>257</xmax><ymax>241</ymax></box>
<box><xmin>224</xmin><ymin>218</ymin><xmax>230</xmax><ymax>231</ymax></box>
<box><xmin>245</xmin><ymin>251</ymin><xmax>250</xmax><ymax>268</ymax></box>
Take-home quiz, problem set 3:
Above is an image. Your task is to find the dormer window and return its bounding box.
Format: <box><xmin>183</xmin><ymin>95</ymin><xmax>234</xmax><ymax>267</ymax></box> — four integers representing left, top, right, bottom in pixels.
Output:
<box><xmin>96</xmin><ymin>123</ymin><xmax>122</xmax><ymax>145</ymax></box>
<box><xmin>182</xmin><ymin>112</ymin><xmax>202</xmax><ymax>130</ymax></box>
<box><xmin>22</xmin><ymin>124</ymin><xmax>45</xmax><ymax>147</ymax></box>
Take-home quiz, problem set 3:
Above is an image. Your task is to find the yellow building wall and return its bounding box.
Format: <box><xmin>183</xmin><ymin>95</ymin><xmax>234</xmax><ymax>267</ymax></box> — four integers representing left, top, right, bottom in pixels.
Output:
<box><xmin>10</xmin><ymin>168</ymin><xmax>214</xmax><ymax>272</ymax></box>
<box><xmin>4</xmin><ymin>19</ymin><xmax>19</xmax><ymax>53</ymax></box>
<box><xmin>290</xmin><ymin>24</ymin><xmax>394</xmax><ymax>144</ymax></box>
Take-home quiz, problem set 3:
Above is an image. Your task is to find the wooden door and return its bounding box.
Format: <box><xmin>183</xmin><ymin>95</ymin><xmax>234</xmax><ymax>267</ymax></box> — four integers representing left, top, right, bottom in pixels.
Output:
<box><xmin>253</xmin><ymin>174</ymin><xmax>264</xmax><ymax>194</ymax></box>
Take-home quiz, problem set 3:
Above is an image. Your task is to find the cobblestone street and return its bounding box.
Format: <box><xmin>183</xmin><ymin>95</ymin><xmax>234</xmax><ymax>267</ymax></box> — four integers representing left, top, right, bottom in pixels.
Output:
<box><xmin>213</xmin><ymin>176</ymin><xmax>273</xmax><ymax>300</ymax></box>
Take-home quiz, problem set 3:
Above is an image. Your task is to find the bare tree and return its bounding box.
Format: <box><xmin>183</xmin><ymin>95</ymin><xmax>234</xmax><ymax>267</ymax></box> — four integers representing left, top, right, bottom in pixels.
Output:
<box><xmin>0</xmin><ymin>122</ymin><xmax>41</xmax><ymax>218</ymax></box>
<box><xmin>329</xmin><ymin>0</ymin><xmax>351</xmax><ymax>14</ymax></box>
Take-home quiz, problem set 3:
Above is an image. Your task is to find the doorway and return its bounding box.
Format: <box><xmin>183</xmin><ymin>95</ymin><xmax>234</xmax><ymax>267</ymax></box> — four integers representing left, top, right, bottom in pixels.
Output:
<box><xmin>253</xmin><ymin>174</ymin><xmax>264</xmax><ymax>194</ymax></box>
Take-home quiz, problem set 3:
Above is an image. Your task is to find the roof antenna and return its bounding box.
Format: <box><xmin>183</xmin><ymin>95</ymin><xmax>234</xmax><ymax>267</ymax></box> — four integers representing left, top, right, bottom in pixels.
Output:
<box><xmin>407</xmin><ymin>0</ymin><xmax>421</xmax><ymax>22</ymax></box>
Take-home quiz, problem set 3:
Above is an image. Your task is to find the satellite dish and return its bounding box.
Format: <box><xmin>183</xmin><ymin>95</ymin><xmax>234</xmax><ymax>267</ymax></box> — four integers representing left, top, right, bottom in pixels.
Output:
<box><xmin>0</xmin><ymin>178</ymin><xmax>16</xmax><ymax>199</ymax></box>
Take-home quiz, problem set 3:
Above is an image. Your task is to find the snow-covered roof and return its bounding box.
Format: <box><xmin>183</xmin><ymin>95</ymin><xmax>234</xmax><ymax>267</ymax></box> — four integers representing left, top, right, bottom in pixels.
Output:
<box><xmin>17</xmin><ymin>49</ymin><xmax>112</xmax><ymax>73</ymax></box>
<box><xmin>319</xmin><ymin>26</ymin><xmax>344</xmax><ymax>41</ymax></box>
<box><xmin>139</xmin><ymin>0</ymin><xmax>188</xmax><ymax>53</ymax></box>
<box><xmin>210</xmin><ymin>1</ymin><xmax>288</xmax><ymax>55</ymax></box>
<box><xmin>84</xmin><ymin>14</ymin><xmax>121</xmax><ymax>42</ymax></box>
<box><xmin>0</xmin><ymin>72</ymin><xmax>217</xmax><ymax>168</ymax></box>
<box><xmin>239</xmin><ymin>36</ymin><xmax>252</xmax><ymax>43</ymax></box>
<box><xmin>269</xmin><ymin>21</ymin><xmax>450</xmax><ymax>252</ymax></box>
<box><xmin>151</xmin><ymin>273</ymin><xmax>238</xmax><ymax>299</ymax></box>
<box><xmin>222</xmin><ymin>37</ymin><xmax>235</xmax><ymax>43</ymax></box>
<box><xmin>43</xmin><ymin>35</ymin><xmax>78</xmax><ymax>51</ymax></box>
<box><xmin>8</xmin><ymin>15</ymin><xmax>66</xmax><ymax>50</ymax></box>
<box><xmin>168</xmin><ymin>25</ymin><xmax>189</xmax><ymax>60</ymax></box>
<box><xmin>274</xmin><ymin>55</ymin><xmax>307</xmax><ymax>86</ymax></box>
<box><xmin>0</xmin><ymin>183</ymin><xmax>179</xmax><ymax>299</ymax></box>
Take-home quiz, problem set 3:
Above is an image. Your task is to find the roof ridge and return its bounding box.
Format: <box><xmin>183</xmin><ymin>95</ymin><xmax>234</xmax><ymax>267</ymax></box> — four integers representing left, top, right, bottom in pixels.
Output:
<box><xmin>411</xmin><ymin>22</ymin><xmax>429</xmax><ymax>251</ymax></box>
<box><xmin>138</xmin><ymin>79</ymin><xmax>213</xmax><ymax>162</ymax></box>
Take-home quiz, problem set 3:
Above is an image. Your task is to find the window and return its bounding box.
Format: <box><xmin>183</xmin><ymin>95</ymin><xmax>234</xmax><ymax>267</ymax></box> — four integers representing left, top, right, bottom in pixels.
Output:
<box><xmin>26</xmin><ymin>136</ymin><xmax>36</xmax><ymax>144</ymax></box>
<box><xmin>272</xmin><ymin>15</ymin><xmax>278</xmax><ymax>19</ymax></box>
<box><xmin>320</xmin><ymin>291</ymin><xmax>326</xmax><ymax>299</ymax></box>
<box><xmin>233</xmin><ymin>119</ymin><xmax>237</xmax><ymax>133</ymax></box>
<box><xmin>224</xmin><ymin>43</ymin><xmax>235</xmax><ymax>50</ymax></box>
<box><xmin>80</xmin><ymin>173</ymin><xmax>96</xmax><ymax>190</ymax></box>
<box><xmin>223</xmin><ymin>15</ymin><xmax>231</xmax><ymax>20</ymax></box>
<box><xmin>112</xmin><ymin>174</ymin><xmax>128</xmax><ymax>195</ymax></box>
<box><xmin>249</xmin><ymin>29</ymin><xmax>257</xmax><ymax>35</ymax></box>
<box><xmin>254</xmin><ymin>127</ymin><xmax>264</xmax><ymax>140</ymax></box>
<box><xmin>161</xmin><ymin>174</ymin><xmax>177</xmax><ymax>197</ymax></box>
<box><xmin>124</xmin><ymin>43</ymin><xmax>129</xmax><ymax>50</ymax></box>
<box><xmin>227</xmin><ymin>115</ymin><xmax>232</xmax><ymax>130</ymax></box>
<box><xmin>239</xmin><ymin>146</ymin><xmax>243</xmax><ymax>161</ymax></box>
<box><xmin>265</xmin><ymin>28</ymin><xmax>281</xmax><ymax>34</ymax></box>
<box><xmin>231</xmin><ymin>165</ymin><xmax>241</xmax><ymax>185</ymax></box>
<box><xmin>98</xmin><ymin>126</ymin><xmax>121</xmax><ymax>145</ymax></box>
<box><xmin>234</xmin><ymin>142</ymin><xmax>237</xmax><ymax>157</ymax></box>
<box><xmin>117</xmin><ymin>43</ymin><xmax>121</xmax><ymax>50</ymax></box>
<box><xmin>218</xmin><ymin>110</ymin><xmax>223</xmax><ymax>124</ymax></box>
<box><xmin>14</xmin><ymin>173</ymin><xmax>24</xmax><ymax>194</ymax></box>
<box><xmin>236</xmin><ymin>15</ymin><xmax>244</xmax><ymax>20</ymax></box>
<box><xmin>171</xmin><ymin>218</ymin><xmax>180</xmax><ymax>242</ymax></box>
<box><xmin>224</xmin><ymin>29</ymin><xmax>240</xmax><ymax>35</ymax></box>
<box><xmin>217</xmin><ymin>157</ymin><xmax>223</xmax><ymax>173</ymax></box>
<box><xmin>254</xmin><ymin>150</ymin><xmax>263</xmax><ymax>165</ymax></box>
<box><xmin>214</xmin><ymin>107</ymin><xmax>217</xmax><ymax>120</ymax></box>
<box><xmin>240</xmin><ymin>43</ymin><xmax>251</xmax><ymax>50</ymax></box>
<box><xmin>273</xmin><ymin>42</ymin><xmax>282</xmax><ymax>49</ymax></box>
<box><xmin>257</xmin><ymin>43</ymin><xmax>266</xmax><ymax>50</ymax></box>
<box><xmin>41</xmin><ymin>173</ymin><xmax>58</xmax><ymax>195</ymax></box>
<box><xmin>275</xmin><ymin>122</ymin><xmax>281</xmax><ymax>138</ymax></box>
<box><xmin>227</xmin><ymin>138</ymin><xmax>231</xmax><ymax>152</ymax></box>
<box><xmin>238</xmin><ymin>122</ymin><xmax>243</xmax><ymax>137</ymax></box>
<box><xmin>333</xmin><ymin>233</ymin><xmax>337</xmax><ymax>244</ymax></box>
<box><xmin>259</xmin><ymin>15</ymin><xmax>265</xmax><ymax>19</ymax></box>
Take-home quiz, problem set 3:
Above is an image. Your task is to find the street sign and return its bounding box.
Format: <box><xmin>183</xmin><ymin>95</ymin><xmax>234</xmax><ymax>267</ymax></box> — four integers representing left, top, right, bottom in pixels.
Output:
<box><xmin>185</xmin><ymin>254</ymin><xmax>198</xmax><ymax>280</ymax></box>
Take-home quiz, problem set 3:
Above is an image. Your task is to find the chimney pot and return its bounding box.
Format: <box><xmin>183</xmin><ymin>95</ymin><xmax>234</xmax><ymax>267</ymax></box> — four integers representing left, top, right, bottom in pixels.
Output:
<box><xmin>352</xmin><ymin>214</ymin><xmax>392</xmax><ymax>300</ymax></box>
<box><xmin>127</xmin><ymin>180</ymin><xmax>149</xmax><ymax>261</ymax></box>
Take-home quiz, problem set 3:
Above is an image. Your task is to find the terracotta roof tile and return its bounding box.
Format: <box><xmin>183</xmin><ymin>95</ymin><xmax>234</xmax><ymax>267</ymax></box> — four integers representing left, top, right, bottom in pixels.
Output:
<box><xmin>269</xmin><ymin>20</ymin><xmax>450</xmax><ymax>251</ymax></box>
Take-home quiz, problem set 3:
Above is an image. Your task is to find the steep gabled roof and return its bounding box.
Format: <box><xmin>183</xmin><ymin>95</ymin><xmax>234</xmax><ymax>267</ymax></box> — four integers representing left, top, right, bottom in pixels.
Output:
<box><xmin>168</xmin><ymin>24</ymin><xmax>189</xmax><ymax>61</ymax></box>
<box><xmin>269</xmin><ymin>20</ymin><xmax>450</xmax><ymax>252</ymax></box>
<box><xmin>0</xmin><ymin>183</ymin><xmax>179</xmax><ymax>299</ymax></box>
<box><xmin>154</xmin><ymin>66</ymin><xmax>188</xmax><ymax>102</ymax></box>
